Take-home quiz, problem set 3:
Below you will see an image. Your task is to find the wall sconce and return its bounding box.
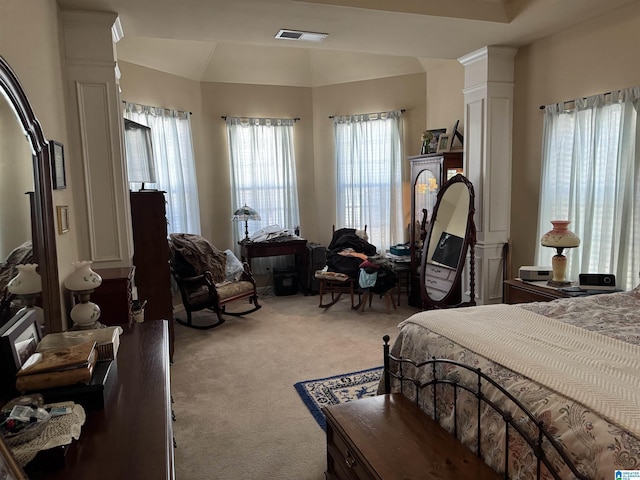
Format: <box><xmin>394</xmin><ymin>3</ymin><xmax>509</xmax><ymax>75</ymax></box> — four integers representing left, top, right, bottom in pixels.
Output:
<box><xmin>541</xmin><ymin>220</ymin><xmax>580</xmax><ymax>286</ymax></box>
<box><xmin>64</xmin><ymin>261</ymin><xmax>103</xmax><ymax>329</ymax></box>
<box><xmin>231</xmin><ymin>204</ymin><xmax>261</xmax><ymax>243</ymax></box>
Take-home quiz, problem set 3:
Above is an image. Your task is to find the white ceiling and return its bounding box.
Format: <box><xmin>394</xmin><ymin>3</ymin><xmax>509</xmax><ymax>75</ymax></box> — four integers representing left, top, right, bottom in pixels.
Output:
<box><xmin>57</xmin><ymin>0</ymin><xmax>637</xmax><ymax>87</ymax></box>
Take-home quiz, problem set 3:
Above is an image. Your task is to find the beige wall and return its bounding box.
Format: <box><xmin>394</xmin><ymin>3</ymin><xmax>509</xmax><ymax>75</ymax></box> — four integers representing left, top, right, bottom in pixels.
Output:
<box><xmin>511</xmin><ymin>1</ymin><xmax>640</xmax><ymax>277</ymax></box>
<box><xmin>425</xmin><ymin>60</ymin><xmax>465</xmax><ymax>137</ymax></box>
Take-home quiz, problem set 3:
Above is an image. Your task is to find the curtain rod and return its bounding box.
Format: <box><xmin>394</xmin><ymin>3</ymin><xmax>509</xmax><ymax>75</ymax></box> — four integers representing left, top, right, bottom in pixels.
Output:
<box><xmin>122</xmin><ymin>100</ymin><xmax>191</xmax><ymax>115</ymax></box>
<box><xmin>328</xmin><ymin>108</ymin><xmax>405</xmax><ymax>119</ymax></box>
<box><xmin>221</xmin><ymin>116</ymin><xmax>300</xmax><ymax>121</ymax></box>
<box><xmin>539</xmin><ymin>92</ymin><xmax>613</xmax><ymax>110</ymax></box>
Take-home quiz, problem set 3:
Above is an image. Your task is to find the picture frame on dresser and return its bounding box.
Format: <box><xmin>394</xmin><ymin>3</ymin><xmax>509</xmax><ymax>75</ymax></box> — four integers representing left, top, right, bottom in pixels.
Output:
<box><xmin>436</xmin><ymin>133</ymin><xmax>451</xmax><ymax>153</ymax></box>
<box><xmin>0</xmin><ymin>308</ymin><xmax>41</xmax><ymax>372</ymax></box>
<box><xmin>0</xmin><ymin>435</ymin><xmax>28</xmax><ymax>480</ymax></box>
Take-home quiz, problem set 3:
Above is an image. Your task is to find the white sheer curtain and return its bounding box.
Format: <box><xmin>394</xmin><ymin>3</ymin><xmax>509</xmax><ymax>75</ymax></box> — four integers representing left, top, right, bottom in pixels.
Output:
<box><xmin>535</xmin><ymin>88</ymin><xmax>640</xmax><ymax>290</ymax></box>
<box><xmin>334</xmin><ymin>110</ymin><xmax>404</xmax><ymax>253</ymax></box>
<box><xmin>124</xmin><ymin>102</ymin><xmax>201</xmax><ymax>235</ymax></box>
<box><xmin>226</xmin><ymin>116</ymin><xmax>300</xmax><ymax>258</ymax></box>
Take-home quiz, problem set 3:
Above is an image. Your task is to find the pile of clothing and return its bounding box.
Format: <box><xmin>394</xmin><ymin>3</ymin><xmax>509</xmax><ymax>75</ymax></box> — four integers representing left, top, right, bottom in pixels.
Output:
<box><xmin>325</xmin><ymin>228</ymin><xmax>396</xmax><ymax>294</ymax></box>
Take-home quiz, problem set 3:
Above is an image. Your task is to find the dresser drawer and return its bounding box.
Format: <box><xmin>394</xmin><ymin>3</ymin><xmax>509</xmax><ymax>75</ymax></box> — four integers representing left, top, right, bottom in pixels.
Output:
<box><xmin>423</xmin><ymin>273</ymin><xmax>454</xmax><ymax>293</ymax></box>
<box><xmin>424</xmin><ymin>262</ymin><xmax>455</xmax><ymax>280</ymax></box>
<box><xmin>326</xmin><ymin>417</ymin><xmax>374</xmax><ymax>480</ymax></box>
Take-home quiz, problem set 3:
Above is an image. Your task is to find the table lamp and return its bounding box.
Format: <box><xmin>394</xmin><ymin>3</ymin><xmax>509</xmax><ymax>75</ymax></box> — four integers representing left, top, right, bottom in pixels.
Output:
<box><xmin>540</xmin><ymin>220</ymin><xmax>580</xmax><ymax>287</ymax></box>
<box><xmin>64</xmin><ymin>261</ymin><xmax>103</xmax><ymax>329</ymax></box>
<box><xmin>232</xmin><ymin>204</ymin><xmax>261</xmax><ymax>243</ymax></box>
<box><xmin>7</xmin><ymin>263</ymin><xmax>44</xmax><ymax>331</ymax></box>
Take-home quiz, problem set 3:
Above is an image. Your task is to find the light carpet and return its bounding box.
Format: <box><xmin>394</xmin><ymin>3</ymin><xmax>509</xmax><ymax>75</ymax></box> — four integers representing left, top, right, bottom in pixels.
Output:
<box><xmin>294</xmin><ymin>366</ymin><xmax>383</xmax><ymax>431</ymax></box>
<box><xmin>170</xmin><ymin>290</ymin><xmax>416</xmax><ymax>480</ymax></box>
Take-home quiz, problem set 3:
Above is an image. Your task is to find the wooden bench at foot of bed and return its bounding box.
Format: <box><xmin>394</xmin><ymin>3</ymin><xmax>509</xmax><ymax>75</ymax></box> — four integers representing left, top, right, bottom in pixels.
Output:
<box><xmin>322</xmin><ymin>393</ymin><xmax>500</xmax><ymax>480</ymax></box>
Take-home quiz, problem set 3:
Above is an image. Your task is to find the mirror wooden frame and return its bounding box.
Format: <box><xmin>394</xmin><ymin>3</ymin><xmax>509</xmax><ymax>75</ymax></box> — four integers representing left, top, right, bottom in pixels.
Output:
<box><xmin>0</xmin><ymin>55</ymin><xmax>61</xmax><ymax>334</ymax></box>
<box><xmin>420</xmin><ymin>173</ymin><xmax>476</xmax><ymax>309</ymax></box>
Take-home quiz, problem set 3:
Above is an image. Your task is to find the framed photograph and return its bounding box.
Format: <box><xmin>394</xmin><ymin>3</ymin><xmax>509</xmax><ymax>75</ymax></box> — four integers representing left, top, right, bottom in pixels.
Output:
<box><xmin>49</xmin><ymin>140</ymin><xmax>66</xmax><ymax>190</ymax></box>
<box><xmin>437</xmin><ymin>134</ymin><xmax>451</xmax><ymax>153</ymax></box>
<box><xmin>57</xmin><ymin>205</ymin><xmax>69</xmax><ymax>234</ymax></box>
<box><xmin>0</xmin><ymin>309</ymin><xmax>41</xmax><ymax>372</ymax></box>
<box><xmin>421</xmin><ymin>128</ymin><xmax>447</xmax><ymax>154</ymax></box>
<box><xmin>0</xmin><ymin>435</ymin><xmax>28</xmax><ymax>480</ymax></box>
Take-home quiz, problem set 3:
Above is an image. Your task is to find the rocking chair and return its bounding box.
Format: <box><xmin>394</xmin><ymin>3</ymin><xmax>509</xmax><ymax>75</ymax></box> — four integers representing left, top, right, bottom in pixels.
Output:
<box><xmin>169</xmin><ymin>233</ymin><xmax>261</xmax><ymax>329</ymax></box>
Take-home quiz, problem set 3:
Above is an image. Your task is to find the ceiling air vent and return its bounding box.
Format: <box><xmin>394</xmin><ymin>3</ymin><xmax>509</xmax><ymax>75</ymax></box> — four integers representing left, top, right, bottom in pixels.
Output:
<box><xmin>275</xmin><ymin>29</ymin><xmax>328</xmax><ymax>43</ymax></box>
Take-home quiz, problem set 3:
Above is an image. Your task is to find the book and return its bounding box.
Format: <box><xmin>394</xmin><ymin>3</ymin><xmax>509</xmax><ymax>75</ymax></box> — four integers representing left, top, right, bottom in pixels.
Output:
<box><xmin>16</xmin><ymin>359</ymin><xmax>96</xmax><ymax>392</ymax></box>
<box><xmin>36</xmin><ymin>326</ymin><xmax>122</xmax><ymax>362</ymax></box>
<box><xmin>17</xmin><ymin>341</ymin><xmax>97</xmax><ymax>376</ymax></box>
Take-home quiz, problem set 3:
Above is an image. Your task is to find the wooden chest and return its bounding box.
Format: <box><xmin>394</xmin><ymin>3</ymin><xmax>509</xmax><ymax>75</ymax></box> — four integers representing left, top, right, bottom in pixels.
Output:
<box><xmin>322</xmin><ymin>394</ymin><xmax>500</xmax><ymax>480</ymax></box>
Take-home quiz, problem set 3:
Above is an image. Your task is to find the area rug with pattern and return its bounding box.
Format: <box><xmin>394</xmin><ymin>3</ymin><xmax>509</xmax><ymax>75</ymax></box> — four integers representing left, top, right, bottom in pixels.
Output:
<box><xmin>294</xmin><ymin>366</ymin><xmax>383</xmax><ymax>430</ymax></box>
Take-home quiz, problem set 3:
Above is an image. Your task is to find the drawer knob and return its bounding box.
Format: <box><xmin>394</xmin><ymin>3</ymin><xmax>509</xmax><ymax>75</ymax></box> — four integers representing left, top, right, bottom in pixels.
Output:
<box><xmin>345</xmin><ymin>449</ymin><xmax>356</xmax><ymax>468</ymax></box>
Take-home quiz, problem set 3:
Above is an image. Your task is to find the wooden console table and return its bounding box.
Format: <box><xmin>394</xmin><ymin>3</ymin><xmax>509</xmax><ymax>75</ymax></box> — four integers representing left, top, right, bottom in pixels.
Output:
<box><xmin>29</xmin><ymin>321</ymin><xmax>174</xmax><ymax>479</ymax></box>
<box><xmin>240</xmin><ymin>239</ymin><xmax>308</xmax><ymax>291</ymax></box>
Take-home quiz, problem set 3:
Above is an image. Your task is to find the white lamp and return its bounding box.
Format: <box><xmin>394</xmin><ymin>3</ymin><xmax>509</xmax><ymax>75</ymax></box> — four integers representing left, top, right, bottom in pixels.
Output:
<box><xmin>7</xmin><ymin>263</ymin><xmax>44</xmax><ymax>330</ymax></box>
<box><xmin>64</xmin><ymin>261</ymin><xmax>103</xmax><ymax>329</ymax></box>
<box><xmin>541</xmin><ymin>220</ymin><xmax>580</xmax><ymax>287</ymax></box>
<box><xmin>231</xmin><ymin>204</ymin><xmax>261</xmax><ymax>243</ymax></box>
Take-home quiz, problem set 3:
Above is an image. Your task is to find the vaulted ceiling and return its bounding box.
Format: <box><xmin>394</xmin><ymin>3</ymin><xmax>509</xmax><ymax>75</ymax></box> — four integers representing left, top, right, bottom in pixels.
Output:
<box><xmin>57</xmin><ymin>0</ymin><xmax>637</xmax><ymax>86</ymax></box>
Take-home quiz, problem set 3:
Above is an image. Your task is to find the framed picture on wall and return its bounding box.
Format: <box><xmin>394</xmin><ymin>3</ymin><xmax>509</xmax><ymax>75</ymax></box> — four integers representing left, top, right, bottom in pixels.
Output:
<box><xmin>57</xmin><ymin>205</ymin><xmax>70</xmax><ymax>234</ymax></box>
<box><xmin>49</xmin><ymin>141</ymin><xmax>66</xmax><ymax>190</ymax></box>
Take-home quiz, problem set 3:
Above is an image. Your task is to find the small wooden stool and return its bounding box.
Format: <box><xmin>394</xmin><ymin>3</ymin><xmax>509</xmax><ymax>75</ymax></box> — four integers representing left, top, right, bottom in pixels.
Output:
<box><xmin>359</xmin><ymin>287</ymin><xmax>396</xmax><ymax>314</ymax></box>
<box><xmin>316</xmin><ymin>271</ymin><xmax>360</xmax><ymax>309</ymax></box>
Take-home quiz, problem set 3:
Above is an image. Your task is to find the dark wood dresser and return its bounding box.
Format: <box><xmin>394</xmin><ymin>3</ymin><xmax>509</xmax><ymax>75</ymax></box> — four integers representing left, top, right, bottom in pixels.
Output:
<box><xmin>91</xmin><ymin>266</ymin><xmax>135</xmax><ymax>326</ymax></box>
<box><xmin>30</xmin><ymin>321</ymin><xmax>174</xmax><ymax>479</ymax></box>
<box><xmin>130</xmin><ymin>191</ymin><xmax>174</xmax><ymax>358</ymax></box>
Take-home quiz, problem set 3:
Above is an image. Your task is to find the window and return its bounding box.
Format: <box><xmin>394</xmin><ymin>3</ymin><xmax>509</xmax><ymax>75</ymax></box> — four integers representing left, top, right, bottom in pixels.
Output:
<box><xmin>226</xmin><ymin>116</ymin><xmax>300</xmax><ymax>255</ymax></box>
<box><xmin>124</xmin><ymin>102</ymin><xmax>201</xmax><ymax>235</ymax></box>
<box><xmin>334</xmin><ymin>111</ymin><xmax>404</xmax><ymax>253</ymax></box>
<box><xmin>535</xmin><ymin>88</ymin><xmax>640</xmax><ymax>290</ymax></box>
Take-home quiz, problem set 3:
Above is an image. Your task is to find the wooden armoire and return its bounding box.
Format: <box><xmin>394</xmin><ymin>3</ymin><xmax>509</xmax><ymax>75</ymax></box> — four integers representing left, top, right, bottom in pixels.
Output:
<box><xmin>130</xmin><ymin>191</ymin><xmax>174</xmax><ymax>358</ymax></box>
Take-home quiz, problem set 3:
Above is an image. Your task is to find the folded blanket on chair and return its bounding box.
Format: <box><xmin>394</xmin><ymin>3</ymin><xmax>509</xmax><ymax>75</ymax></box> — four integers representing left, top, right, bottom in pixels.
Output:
<box><xmin>169</xmin><ymin>233</ymin><xmax>227</xmax><ymax>283</ymax></box>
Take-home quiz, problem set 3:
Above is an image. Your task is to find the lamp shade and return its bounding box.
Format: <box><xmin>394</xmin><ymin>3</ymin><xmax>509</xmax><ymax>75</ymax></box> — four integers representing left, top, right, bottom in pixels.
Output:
<box><xmin>7</xmin><ymin>264</ymin><xmax>41</xmax><ymax>295</ymax></box>
<box><xmin>541</xmin><ymin>220</ymin><xmax>580</xmax><ymax>248</ymax></box>
<box><xmin>64</xmin><ymin>261</ymin><xmax>103</xmax><ymax>292</ymax></box>
<box><xmin>231</xmin><ymin>204</ymin><xmax>261</xmax><ymax>222</ymax></box>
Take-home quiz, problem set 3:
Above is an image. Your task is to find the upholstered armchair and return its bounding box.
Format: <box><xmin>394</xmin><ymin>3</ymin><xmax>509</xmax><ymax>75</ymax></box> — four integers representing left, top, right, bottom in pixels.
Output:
<box><xmin>168</xmin><ymin>233</ymin><xmax>261</xmax><ymax>329</ymax></box>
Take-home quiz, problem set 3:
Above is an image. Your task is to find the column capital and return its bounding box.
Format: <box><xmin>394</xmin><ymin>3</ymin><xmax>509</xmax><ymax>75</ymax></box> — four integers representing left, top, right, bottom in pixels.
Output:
<box><xmin>458</xmin><ymin>46</ymin><xmax>518</xmax><ymax>88</ymax></box>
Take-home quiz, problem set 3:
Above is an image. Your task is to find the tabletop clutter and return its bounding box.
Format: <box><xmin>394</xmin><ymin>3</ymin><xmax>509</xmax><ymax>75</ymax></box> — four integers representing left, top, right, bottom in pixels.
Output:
<box><xmin>1</xmin><ymin>325</ymin><xmax>122</xmax><ymax>470</ymax></box>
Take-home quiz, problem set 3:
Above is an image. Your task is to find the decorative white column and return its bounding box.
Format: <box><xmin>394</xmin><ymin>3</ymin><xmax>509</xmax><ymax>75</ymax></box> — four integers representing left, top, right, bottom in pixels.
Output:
<box><xmin>458</xmin><ymin>46</ymin><xmax>516</xmax><ymax>305</ymax></box>
<box><xmin>61</xmin><ymin>11</ymin><xmax>133</xmax><ymax>267</ymax></box>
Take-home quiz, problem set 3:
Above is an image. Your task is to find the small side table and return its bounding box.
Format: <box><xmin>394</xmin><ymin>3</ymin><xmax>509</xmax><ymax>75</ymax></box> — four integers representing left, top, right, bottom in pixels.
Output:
<box><xmin>503</xmin><ymin>278</ymin><xmax>570</xmax><ymax>304</ymax></box>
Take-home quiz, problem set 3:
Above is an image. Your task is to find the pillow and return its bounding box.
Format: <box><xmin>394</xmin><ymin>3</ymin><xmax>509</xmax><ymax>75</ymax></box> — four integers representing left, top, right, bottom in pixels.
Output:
<box><xmin>224</xmin><ymin>250</ymin><xmax>245</xmax><ymax>282</ymax></box>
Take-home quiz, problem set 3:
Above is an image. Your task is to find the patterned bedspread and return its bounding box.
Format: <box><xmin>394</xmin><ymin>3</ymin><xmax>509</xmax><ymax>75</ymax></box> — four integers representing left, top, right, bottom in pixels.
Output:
<box><xmin>382</xmin><ymin>286</ymin><xmax>640</xmax><ymax>480</ymax></box>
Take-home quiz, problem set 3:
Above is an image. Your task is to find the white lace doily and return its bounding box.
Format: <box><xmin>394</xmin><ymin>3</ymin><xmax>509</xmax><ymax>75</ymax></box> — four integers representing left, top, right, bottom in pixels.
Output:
<box><xmin>10</xmin><ymin>401</ymin><xmax>86</xmax><ymax>467</ymax></box>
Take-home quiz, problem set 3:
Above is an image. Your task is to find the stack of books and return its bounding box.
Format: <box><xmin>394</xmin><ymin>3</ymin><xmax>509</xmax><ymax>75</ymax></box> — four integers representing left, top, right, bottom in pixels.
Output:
<box><xmin>35</xmin><ymin>326</ymin><xmax>122</xmax><ymax>362</ymax></box>
<box><xmin>16</xmin><ymin>341</ymin><xmax>97</xmax><ymax>392</ymax></box>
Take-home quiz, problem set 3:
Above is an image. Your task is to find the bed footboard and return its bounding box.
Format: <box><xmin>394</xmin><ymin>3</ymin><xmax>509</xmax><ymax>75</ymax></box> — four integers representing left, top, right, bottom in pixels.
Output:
<box><xmin>382</xmin><ymin>335</ymin><xmax>590</xmax><ymax>480</ymax></box>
